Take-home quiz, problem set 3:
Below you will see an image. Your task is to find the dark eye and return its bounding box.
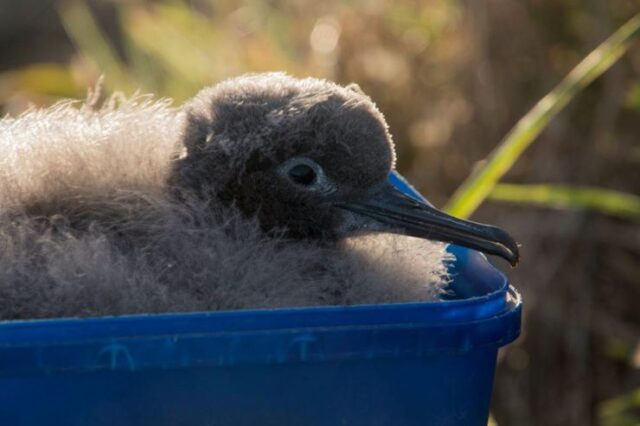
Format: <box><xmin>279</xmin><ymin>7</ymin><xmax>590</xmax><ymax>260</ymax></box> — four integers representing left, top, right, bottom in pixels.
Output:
<box><xmin>288</xmin><ymin>164</ymin><xmax>317</xmax><ymax>186</ymax></box>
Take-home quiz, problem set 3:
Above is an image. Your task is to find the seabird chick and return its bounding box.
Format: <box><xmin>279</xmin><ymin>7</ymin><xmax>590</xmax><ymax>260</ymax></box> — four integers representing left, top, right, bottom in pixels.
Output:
<box><xmin>0</xmin><ymin>73</ymin><xmax>518</xmax><ymax>320</ymax></box>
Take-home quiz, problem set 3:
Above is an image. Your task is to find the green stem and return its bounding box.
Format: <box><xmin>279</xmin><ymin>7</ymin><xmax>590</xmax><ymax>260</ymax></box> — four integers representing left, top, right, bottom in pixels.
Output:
<box><xmin>489</xmin><ymin>184</ymin><xmax>640</xmax><ymax>221</ymax></box>
<box><xmin>444</xmin><ymin>13</ymin><xmax>640</xmax><ymax>219</ymax></box>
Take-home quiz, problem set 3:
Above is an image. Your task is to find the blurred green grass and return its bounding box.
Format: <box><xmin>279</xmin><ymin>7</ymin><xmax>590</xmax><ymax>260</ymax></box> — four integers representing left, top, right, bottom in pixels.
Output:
<box><xmin>57</xmin><ymin>0</ymin><xmax>310</xmax><ymax>102</ymax></box>
<box><xmin>599</xmin><ymin>387</ymin><xmax>640</xmax><ymax>426</ymax></box>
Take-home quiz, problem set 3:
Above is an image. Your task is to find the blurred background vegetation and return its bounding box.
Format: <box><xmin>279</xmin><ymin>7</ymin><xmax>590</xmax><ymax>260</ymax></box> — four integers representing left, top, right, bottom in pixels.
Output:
<box><xmin>1</xmin><ymin>0</ymin><xmax>639</xmax><ymax>424</ymax></box>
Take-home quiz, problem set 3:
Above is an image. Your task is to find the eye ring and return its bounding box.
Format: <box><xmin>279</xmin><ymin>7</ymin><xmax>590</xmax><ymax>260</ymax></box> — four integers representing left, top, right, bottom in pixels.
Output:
<box><xmin>278</xmin><ymin>157</ymin><xmax>335</xmax><ymax>194</ymax></box>
<box><xmin>287</xmin><ymin>163</ymin><xmax>317</xmax><ymax>186</ymax></box>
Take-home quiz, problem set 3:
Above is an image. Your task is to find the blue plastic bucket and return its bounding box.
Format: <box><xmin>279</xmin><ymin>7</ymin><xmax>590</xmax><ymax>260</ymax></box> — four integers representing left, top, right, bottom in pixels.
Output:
<box><xmin>0</xmin><ymin>173</ymin><xmax>521</xmax><ymax>426</ymax></box>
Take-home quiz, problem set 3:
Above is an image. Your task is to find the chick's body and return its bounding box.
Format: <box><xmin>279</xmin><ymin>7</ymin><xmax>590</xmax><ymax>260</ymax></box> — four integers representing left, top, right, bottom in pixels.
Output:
<box><xmin>0</xmin><ymin>74</ymin><xmax>452</xmax><ymax>320</ymax></box>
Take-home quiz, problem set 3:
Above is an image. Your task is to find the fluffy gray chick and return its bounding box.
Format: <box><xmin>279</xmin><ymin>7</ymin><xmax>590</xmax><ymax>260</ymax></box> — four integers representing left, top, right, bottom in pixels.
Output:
<box><xmin>0</xmin><ymin>73</ymin><xmax>517</xmax><ymax>320</ymax></box>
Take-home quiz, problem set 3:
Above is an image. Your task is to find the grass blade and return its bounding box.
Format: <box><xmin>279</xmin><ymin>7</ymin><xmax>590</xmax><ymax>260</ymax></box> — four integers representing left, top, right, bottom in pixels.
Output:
<box><xmin>598</xmin><ymin>387</ymin><xmax>640</xmax><ymax>426</ymax></box>
<box><xmin>444</xmin><ymin>13</ymin><xmax>640</xmax><ymax>219</ymax></box>
<box><xmin>58</xmin><ymin>1</ymin><xmax>134</xmax><ymax>93</ymax></box>
<box><xmin>489</xmin><ymin>184</ymin><xmax>640</xmax><ymax>221</ymax></box>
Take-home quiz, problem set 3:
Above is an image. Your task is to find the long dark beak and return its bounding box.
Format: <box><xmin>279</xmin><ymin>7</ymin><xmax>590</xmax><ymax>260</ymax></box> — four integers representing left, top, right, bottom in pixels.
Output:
<box><xmin>336</xmin><ymin>183</ymin><xmax>520</xmax><ymax>266</ymax></box>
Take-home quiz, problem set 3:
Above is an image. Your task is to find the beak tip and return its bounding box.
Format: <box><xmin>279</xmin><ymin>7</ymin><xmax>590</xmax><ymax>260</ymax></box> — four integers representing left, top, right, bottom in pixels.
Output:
<box><xmin>504</xmin><ymin>239</ymin><xmax>521</xmax><ymax>267</ymax></box>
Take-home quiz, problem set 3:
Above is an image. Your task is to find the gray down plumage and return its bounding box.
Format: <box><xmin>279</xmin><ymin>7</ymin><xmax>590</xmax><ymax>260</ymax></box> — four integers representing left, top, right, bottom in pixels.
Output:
<box><xmin>0</xmin><ymin>73</ymin><xmax>452</xmax><ymax>320</ymax></box>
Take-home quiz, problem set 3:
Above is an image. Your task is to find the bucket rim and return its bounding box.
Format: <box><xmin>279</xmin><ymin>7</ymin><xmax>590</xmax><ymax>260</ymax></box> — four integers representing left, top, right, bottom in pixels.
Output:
<box><xmin>0</xmin><ymin>284</ymin><xmax>519</xmax><ymax>347</ymax></box>
<box><xmin>0</xmin><ymin>287</ymin><xmax>521</xmax><ymax>374</ymax></box>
